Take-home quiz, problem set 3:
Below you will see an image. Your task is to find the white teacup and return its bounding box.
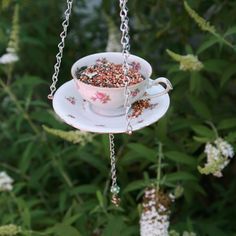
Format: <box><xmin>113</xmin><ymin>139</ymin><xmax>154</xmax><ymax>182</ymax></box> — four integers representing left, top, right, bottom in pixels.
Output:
<box><xmin>71</xmin><ymin>52</ymin><xmax>172</xmax><ymax>116</ymax></box>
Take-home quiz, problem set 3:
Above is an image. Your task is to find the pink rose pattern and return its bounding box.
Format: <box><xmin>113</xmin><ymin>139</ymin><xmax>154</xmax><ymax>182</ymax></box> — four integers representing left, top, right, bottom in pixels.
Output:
<box><xmin>91</xmin><ymin>92</ymin><xmax>111</xmax><ymax>104</ymax></box>
<box><xmin>130</xmin><ymin>61</ymin><xmax>141</xmax><ymax>71</ymax></box>
<box><xmin>131</xmin><ymin>88</ymin><xmax>140</xmax><ymax>97</ymax></box>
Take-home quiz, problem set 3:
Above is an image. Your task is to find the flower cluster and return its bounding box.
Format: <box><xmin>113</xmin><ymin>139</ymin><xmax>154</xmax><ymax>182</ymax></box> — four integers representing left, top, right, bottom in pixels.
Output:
<box><xmin>43</xmin><ymin>125</ymin><xmax>94</xmax><ymax>145</ymax></box>
<box><xmin>0</xmin><ymin>224</ymin><xmax>22</xmax><ymax>236</ymax></box>
<box><xmin>166</xmin><ymin>49</ymin><xmax>203</xmax><ymax>72</ymax></box>
<box><xmin>198</xmin><ymin>138</ymin><xmax>234</xmax><ymax>177</ymax></box>
<box><xmin>184</xmin><ymin>1</ymin><xmax>216</xmax><ymax>34</ymax></box>
<box><xmin>140</xmin><ymin>187</ymin><xmax>173</xmax><ymax>236</ymax></box>
<box><xmin>0</xmin><ymin>4</ymin><xmax>19</xmax><ymax>65</ymax></box>
<box><xmin>0</xmin><ymin>171</ymin><xmax>14</xmax><ymax>192</ymax></box>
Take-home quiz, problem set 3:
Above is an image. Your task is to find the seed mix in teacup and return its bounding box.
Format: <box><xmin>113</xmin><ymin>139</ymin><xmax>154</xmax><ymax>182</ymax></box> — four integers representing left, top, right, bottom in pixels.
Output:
<box><xmin>75</xmin><ymin>58</ymin><xmax>145</xmax><ymax>88</ymax></box>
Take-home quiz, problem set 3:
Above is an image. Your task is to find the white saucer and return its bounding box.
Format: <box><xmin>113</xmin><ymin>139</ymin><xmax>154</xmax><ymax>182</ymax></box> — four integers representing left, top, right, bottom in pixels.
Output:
<box><xmin>52</xmin><ymin>80</ymin><xmax>170</xmax><ymax>133</ymax></box>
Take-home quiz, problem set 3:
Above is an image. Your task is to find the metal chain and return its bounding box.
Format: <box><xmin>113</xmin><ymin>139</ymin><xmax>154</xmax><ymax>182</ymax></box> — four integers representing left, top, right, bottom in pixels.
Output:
<box><xmin>109</xmin><ymin>133</ymin><xmax>120</xmax><ymax>206</ymax></box>
<box><xmin>108</xmin><ymin>0</ymin><xmax>132</xmax><ymax>207</ymax></box>
<box><xmin>48</xmin><ymin>0</ymin><xmax>73</xmax><ymax>100</ymax></box>
<box><xmin>120</xmin><ymin>0</ymin><xmax>132</xmax><ymax>134</ymax></box>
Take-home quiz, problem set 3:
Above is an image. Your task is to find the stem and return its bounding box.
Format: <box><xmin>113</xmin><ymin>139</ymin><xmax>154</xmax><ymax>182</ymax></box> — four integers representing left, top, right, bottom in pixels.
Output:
<box><xmin>206</xmin><ymin>121</ymin><xmax>219</xmax><ymax>138</ymax></box>
<box><xmin>10</xmin><ymin>192</ymin><xmax>26</xmax><ymax>226</ymax></box>
<box><xmin>6</xmin><ymin>64</ymin><xmax>13</xmax><ymax>85</ymax></box>
<box><xmin>3</xmin><ymin>194</ymin><xmax>14</xmax><ymax>219</ymax></box>
<box><xmin>213</xmin><ymin>32</ymin><xmax>235</xmax><ymax>50</ymax></box>
<box><xmin>0</xmin><ymin>163</ymin><xmax>29</xmax><ymax>181</ymax></box>
<box><xmin>0</xmin><ymin>79</ymin><xmax>40</xmax><ymax>135</ymax></box>
<box><xmin>156</xmin><ymin>142</ymin><xmax>163</xmax><ymax>190</ymax></box>
<box><xmin>50</xmin><ymin>155</ymin><xmax>83</xmax><ymax>204</ymax></box>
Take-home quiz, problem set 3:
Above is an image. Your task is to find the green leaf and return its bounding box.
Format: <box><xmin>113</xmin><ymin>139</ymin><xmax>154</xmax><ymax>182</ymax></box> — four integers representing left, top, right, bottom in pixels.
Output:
<box><xmin>188</xmin><ymin>95</ymin><xmax>212</xmax><ymax>119</ymax></box>
<box><xmin>53</xmin><ymin>224</ymin><xmax>81</xmax><ymax>236</ymax></box>
<box><xmin>63</xmin><ymin>214</ymin><xmax>82</xmax><ymax>225</ymax></box>
<box><xmin>192</xmin><ymin>125</ymin><xmax>215</xmax><ymax>139</ymax></box>
<box><xmin>123</xmin><ymin>180</ymin><xmax>148</xmax><ymax>193</ymax></box>
<box><xmin>165</xmin><ymin>151</ymin><xmax>197</xmax><ymax>166</ymax></box>
<box><xmin>197</xmin><ymin>37</ymin><xmax>219</xmax><ymax>54</ymax></box>
<box><xmin>103</xmin><ymin>216</ymin><xmax>125</xmax><ymax>236</ymax></box>
<box><xmin>19</xmin><ymin>141</ymin><xmax>35</xmax><ymax>173</ymax></box>
<box><xmin>96</xmin><ymin>190</ymin><xmax>105</xmax><ymax>208</ymax></box>
<box><xmin>190</xmin><ymin>72</ymin><xmax>203</xmax><ymax>94</ymax></box>
<box><xmin>203</xmin><ymin>59</ymin><xmax>228</xmax><ymax>74</ymax></box>
<box><xmin>79</xmin><ymin>152</ymin><xmax>107</xmax><ymax>173</ymax></box>
<box><xmin>218</xmin><ymin>118</ymin><xmax>236</xmax><ymax>130</ymax></box>
<box><xmin>225</xmin><ymin>132</ymin><xmax>236</xmax><ymax>142</ymax></box>
<box><xmin>193</xmin><ymin>136</ymin><xmax>211</xmax><ymax>143</ymax></box>
<box><xmin>71</xmin><ymin>184</ymin><xmax>99</xmax><ymax>195</ymax></box>
<box><xmin>220</xmin><ymin>65</ymin><xmax>236</xmax><ymax>86</ymax></box>
<box><xmin>165</xmin><ymin>171</ymin><xmax>197</xmax><ymax>182</ymax></box>
<box><xmin>127</xmin><ymin>143</ymin><xmax>157</xmax><ymax>162</ymax></box>
<box><xmin>224</xmin><ymin>26</ymin><xmax>236</xmax><ymax>37</ymax></box>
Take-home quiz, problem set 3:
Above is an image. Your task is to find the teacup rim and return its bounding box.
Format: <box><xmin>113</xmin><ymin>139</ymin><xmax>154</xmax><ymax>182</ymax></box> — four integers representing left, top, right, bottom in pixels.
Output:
<box><xmin>71</xmin><ymin>51</ymin><xmax>153</xmax><ymax>79</ymax></box>
<box><xmin>74</xmin><ymin>77</ymin><xmax>148</xmax><ymax>90</ymax></box>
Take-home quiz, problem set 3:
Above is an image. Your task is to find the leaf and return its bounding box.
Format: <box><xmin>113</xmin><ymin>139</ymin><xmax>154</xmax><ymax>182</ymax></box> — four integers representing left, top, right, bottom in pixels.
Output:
<box><xmin>123</xmin><ymin>180</ymin><xmax>148</xmax><ymax>193</ymax></box>
<box><xmin>127</xmin><ymin>143</ymin><xmax>157</xmax><ymax>162</ymax></box>
<box><xmin>79</xmin><ymin>152</ymin><xmax>107</xmax><ymax>173</ymax></box>
<box><xmin>203</xmin><ymin>59</ymin><xmax>228</xmax><ymax>74</ymax></box>
<box><xmin>218</xmin><ymin>118</ymin><xmax>236</xmax><ymax>130</ymax></box>
<box><xmin>14</xmin><ymin>75</ymin><xmax>46</xmax><ymax>87</ymax></box>
<box><xmin>188</xmin><ymin>95</ymin><xmax>212</xmax><ymax>119</ymax></box>
<box><xmin>96</xmin><ymin>190</ymin><xmax>105</xmax><ymax>208</ymax></box>
<box><xmin>193</xmin><ymin>136</ymin><xmax>211</xmax><ymax>143</ymax></box>
<box><xmin>220</xmin><ymin>65</ymin><xmax>236</xmax><ymax>86</ymax></box>
<box><xmin>190</xmin><ymin>72</ymin><xmax>203</xmax><ymax>94</ymax></box>
<box><xmin>197</xmin><ymin>37</ymin><xmax>219</xmax><ymax>54</ymax></box>
<box><xmin>192</xmin><ymin>125</ymin><xmax>215</xmax><ymax>139</ymax></box>
<box><xmin>103</xmin><ymin>216</ymin><xmax>125</xmax><ymax>236</ymax></box>
<box><xmin>165</xmin><ymin>171</ymin><xmax>197</xmax><ymax>182</ymax></box>
<box><xmin>224</xmin><ymin>26</ymin><xmax>236</xmax><ymax>37</ymax></box>
<box><xmin>225</xmin><ymin>132</ymin><xmax>236</xmax><ymax>142</ymax></box>
<box><xmin>71</xmin><ymin>184</ymin><xmax>99</xmax><ymax>195</ymax></box>
<box><xmin>63</xmin><ymin>214</ymin><xmax>82</xmax><ymax>225</ymax></box>
<box><xmin>19</xmin><ymin>141</ymin><xmax>35</xmax><ymax>173</ymax></box>
<box><xmin>53</xmin><ymin>224</ymin><xmax>81</xmax><ymax>236</ymax></box>
<box><xmin>165</xmin><ymin>151</ymin><xmax>197</xmax><ymax>166</ymax></box>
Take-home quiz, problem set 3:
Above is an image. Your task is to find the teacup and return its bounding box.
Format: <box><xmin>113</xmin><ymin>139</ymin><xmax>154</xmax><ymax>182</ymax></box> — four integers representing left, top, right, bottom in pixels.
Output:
<box><xmin>71</xmin><ymin>52</ymin><xmax>172</xmax><ymax>116</ymax></box>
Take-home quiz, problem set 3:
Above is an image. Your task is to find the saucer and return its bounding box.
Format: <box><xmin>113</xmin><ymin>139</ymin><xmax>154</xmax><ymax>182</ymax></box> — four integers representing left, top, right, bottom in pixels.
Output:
<box><xmin>52</xmin><ymin>80</ymin><xmax>170</xmax><ymax>133</ymax></box>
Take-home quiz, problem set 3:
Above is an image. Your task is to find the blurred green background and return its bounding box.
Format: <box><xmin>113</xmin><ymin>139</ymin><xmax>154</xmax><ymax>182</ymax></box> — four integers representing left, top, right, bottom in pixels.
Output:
<box><xmin>0</xmin><ymin>0</ymin><xmax>236</xmax><ymax>235</ymax></box>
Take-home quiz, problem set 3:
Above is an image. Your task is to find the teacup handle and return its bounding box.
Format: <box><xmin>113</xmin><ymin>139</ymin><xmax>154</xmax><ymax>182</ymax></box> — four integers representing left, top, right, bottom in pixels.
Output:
<box><xmin>143</xmin><ymin>77</ymin><xmax>173</xmax><ymax>99</ymax></box>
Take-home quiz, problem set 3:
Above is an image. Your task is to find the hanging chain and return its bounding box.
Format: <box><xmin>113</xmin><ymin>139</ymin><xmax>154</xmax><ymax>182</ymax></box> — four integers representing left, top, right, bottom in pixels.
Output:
<box><xmin>48</xmin><ymin>0</ymin><xmax>73</xmax><ymax>100</ymax></box>
<box><xmin>108</xmin><ymin>0</ymin><xmax>132</xmax><ymax>207</ymax></box>
<box><xmin>109</xmin><ymin>133</ymin><xmax>121</xmax><ymax>206</ymax></box>
<box><xmin>120</xmin><ymin>0</ymin><xmax>132</xmax><ymax>134</ymax></box>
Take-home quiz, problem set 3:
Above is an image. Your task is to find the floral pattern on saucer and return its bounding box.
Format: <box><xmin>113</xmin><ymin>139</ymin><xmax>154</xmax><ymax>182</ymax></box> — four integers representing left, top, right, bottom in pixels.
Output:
<box><xmin>66</xmin><ymin>96</ymin><xmax>77</xmax><ymax>105</ymax></box>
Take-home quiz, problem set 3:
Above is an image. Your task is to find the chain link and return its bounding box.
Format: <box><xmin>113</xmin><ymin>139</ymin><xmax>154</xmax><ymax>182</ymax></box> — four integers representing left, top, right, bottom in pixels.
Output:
<box><xmin>109</xmin><ymin>133</ymin><xmax>117</xmax><ymax>188</ymax></box>
<box><xmin>119</xmin><ymin>0</ymin><xmax>132</xmax><ymax>134</ymax></box>
<box><xmin>109</xmin><ymin>133</ymin><xmax>120</xmax><ymax>206</ymax></box>
<box><xmin>48</xmin><ymin>0</ymin><xmax>73</xmax><ymax>100</ymax></box>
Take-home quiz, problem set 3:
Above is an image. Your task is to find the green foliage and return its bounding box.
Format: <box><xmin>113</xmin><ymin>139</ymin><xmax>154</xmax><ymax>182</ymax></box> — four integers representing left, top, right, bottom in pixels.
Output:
<box><xmin>0</xmin><ymin>1</ymin><xmax>236</xmax><ymax>236</ymax></box>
